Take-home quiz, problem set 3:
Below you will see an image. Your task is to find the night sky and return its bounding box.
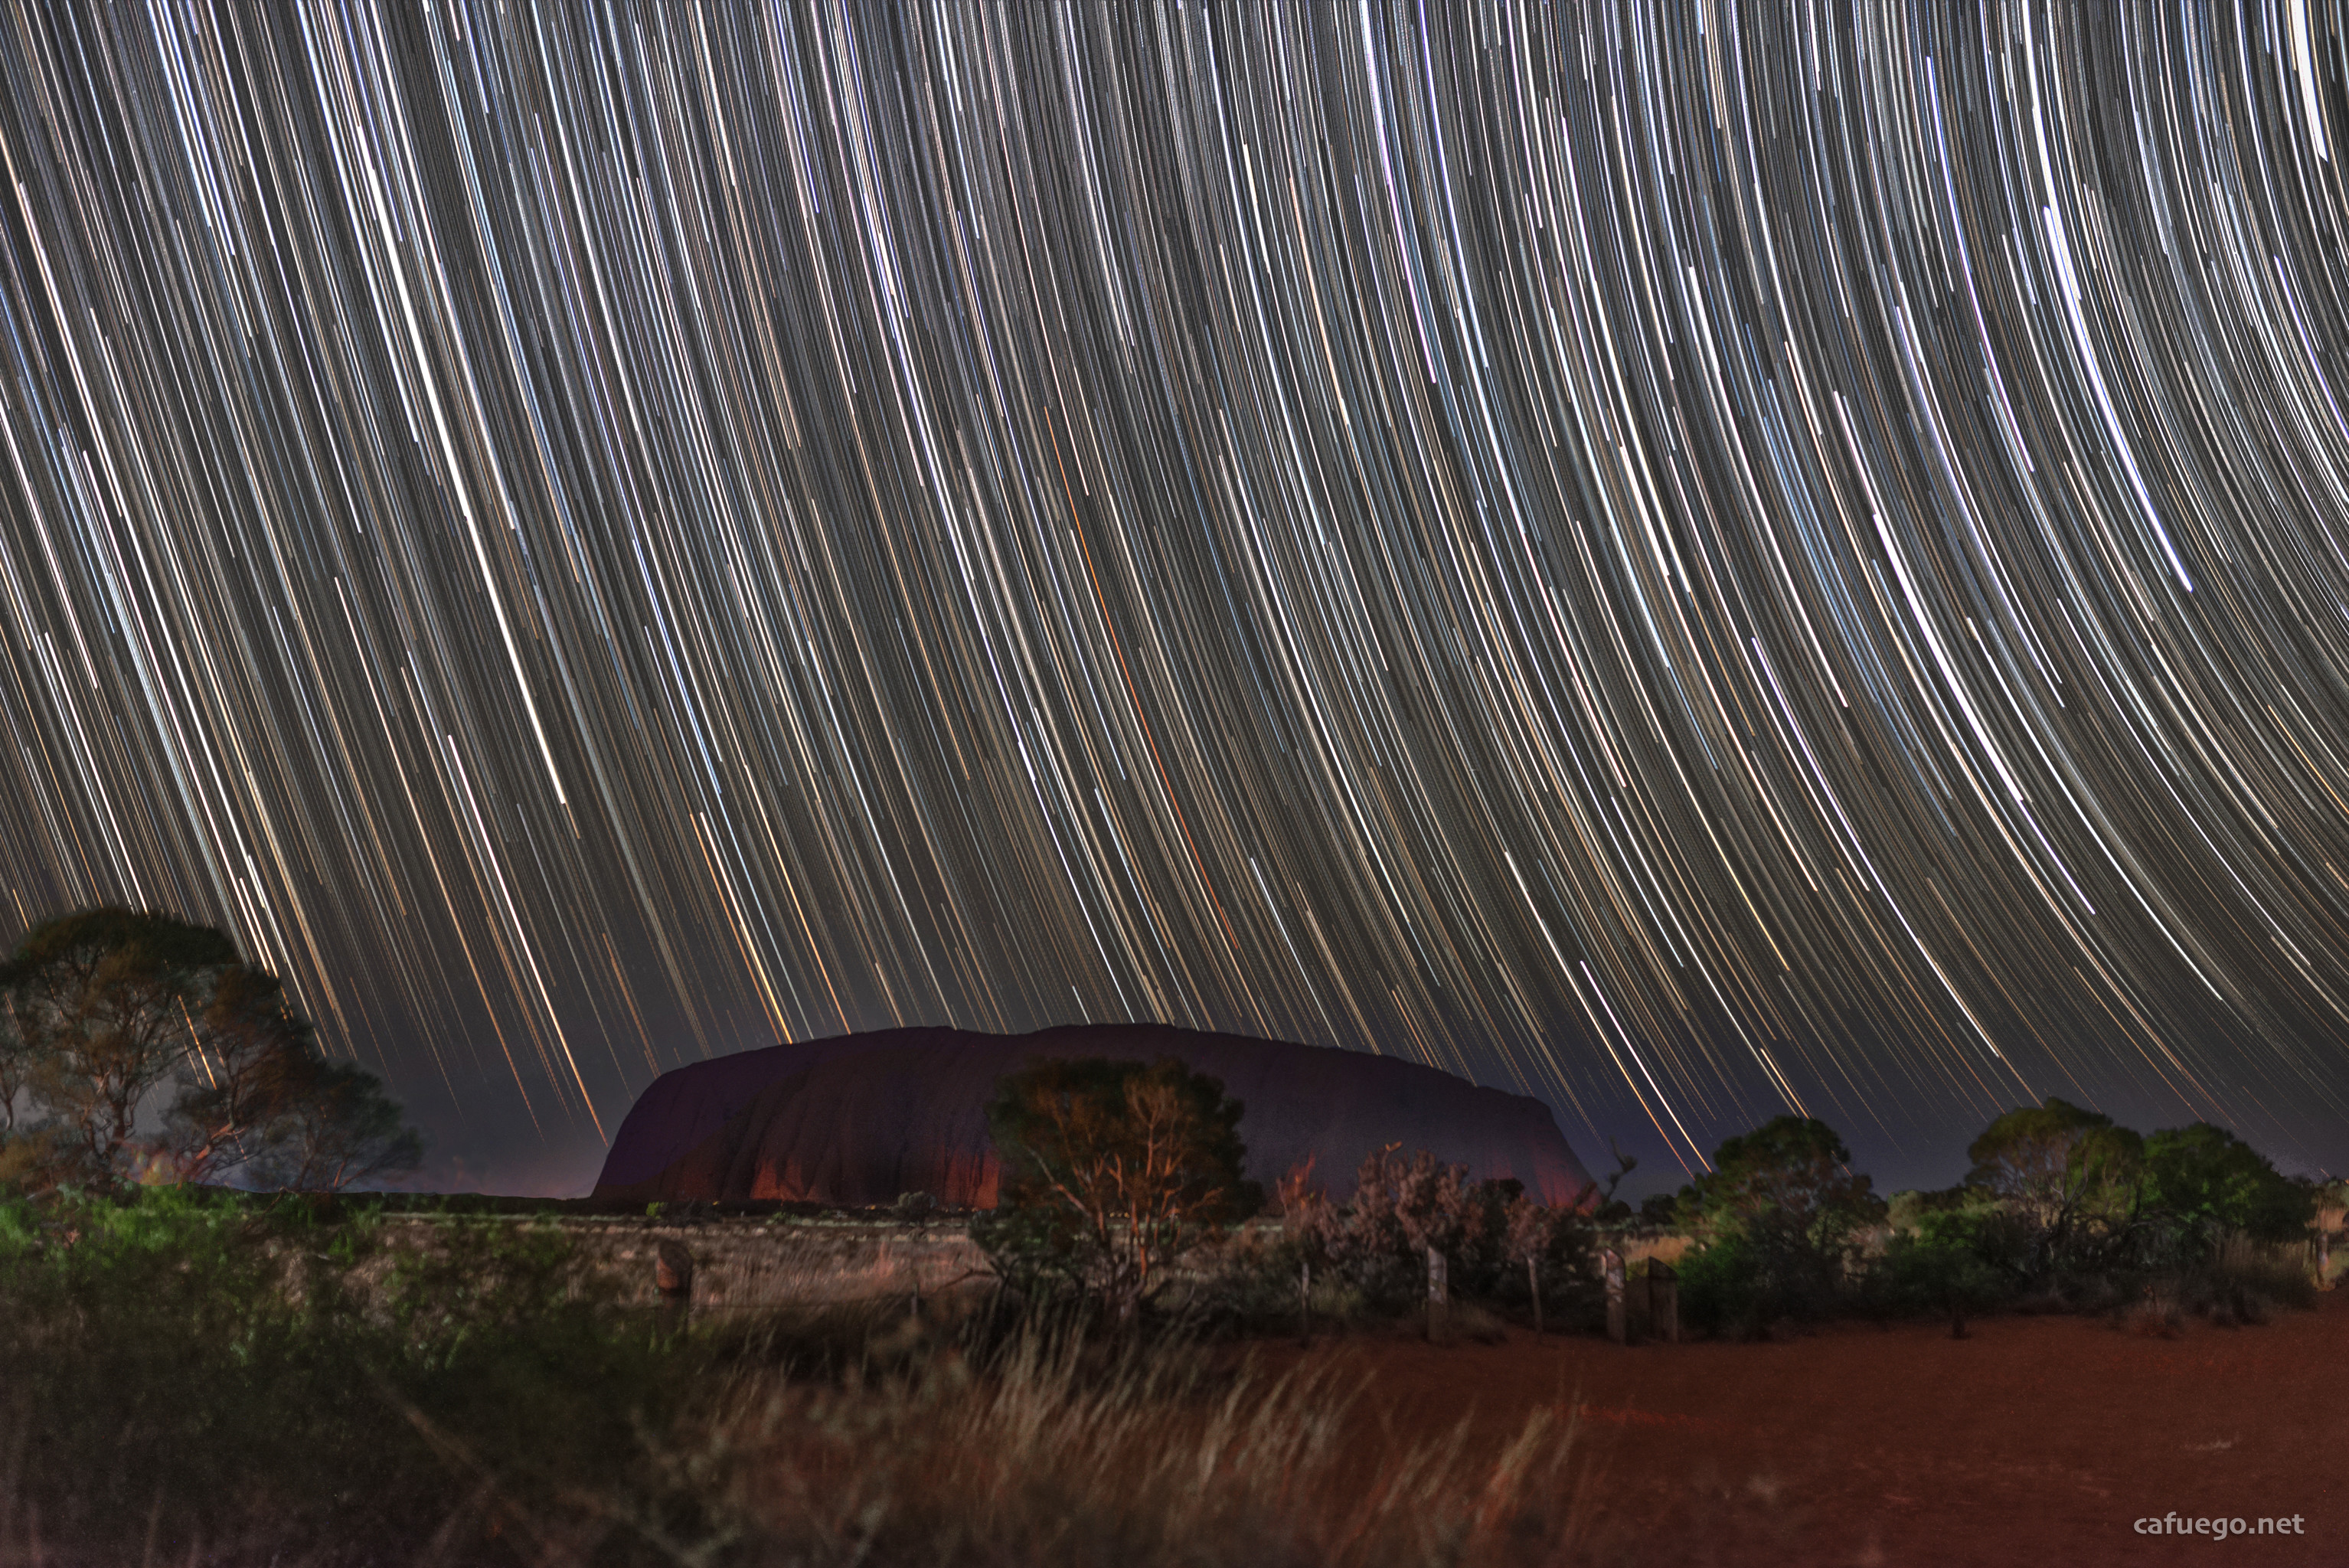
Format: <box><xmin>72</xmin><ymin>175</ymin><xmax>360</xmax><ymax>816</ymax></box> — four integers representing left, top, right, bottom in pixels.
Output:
<box><xmin>2</xmin><ymin>2</ymin><xmax>2345</xmax><ymax>1197</ymax></box>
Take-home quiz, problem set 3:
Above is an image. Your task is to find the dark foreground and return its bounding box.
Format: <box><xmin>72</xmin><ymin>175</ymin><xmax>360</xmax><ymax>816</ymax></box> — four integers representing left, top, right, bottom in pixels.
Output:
<box><xmin>1269</xmin><ymin>1293</ymin><xmax>2345</xmax><ymax>1566</ymax></box>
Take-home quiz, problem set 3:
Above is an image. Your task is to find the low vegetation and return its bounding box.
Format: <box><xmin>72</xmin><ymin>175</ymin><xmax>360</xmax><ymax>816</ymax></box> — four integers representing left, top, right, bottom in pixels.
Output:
<box><xmin>0</xmin><ymin>1184</ymin><xmax>1585</xmax><ymax>1566</ymax></box>
<box><xmin>1670</xmin><ymin>1102</ymin><xmax>2329</xmax><ymax>1340</ymax></box>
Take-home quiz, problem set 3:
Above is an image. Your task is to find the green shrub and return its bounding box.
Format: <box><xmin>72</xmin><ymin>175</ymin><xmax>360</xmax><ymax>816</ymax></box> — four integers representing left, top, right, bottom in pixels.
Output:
<box><xmin>1669</xmin><ymin>1117</ymin><xmax>1883</xmax><ymax>1332</ymax></box>
<box><xmin>1876</xmin><ymin>1209</ymin><xmax>2024</xmax><ymax>1329</ymax></box>
<box><xmin>2141</xmin><ymin>1125</ymin><xmax>2314</xmax><ymax>1253</ymax></box>
<box><xmin>0</xmin><ymin>1188</ymin><xmax>726</xmax><ymax>1563</ymax></box>
<box><xmin>1676</xmin><ymin>1229</ymin><xmax>1767</xmax><ymax>1337</ymax></box>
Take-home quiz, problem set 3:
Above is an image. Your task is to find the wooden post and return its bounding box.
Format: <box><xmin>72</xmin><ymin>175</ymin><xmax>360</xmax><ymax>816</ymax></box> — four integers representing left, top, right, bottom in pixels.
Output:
<box><xmin>1527</xmin><ymin>1254</ymin><xmax>1544</xmax><ymax>1338</ymax></box>
<box><xmin>1299</xmin><ymin>1259</ymin><xmax>1312</xmax><ymax>1347</ymax></box>
<box><xmin>1642</xmin><ymin>1258</ymin><xmax>1679</xmax><ymax>1344</ymax></box>
<box><xmin>1426</xmin><ymin>1246</ymin><xmax>1449</xmax><ymax>1342</ymax></box>
<box><xmin>1602</xmin><ymin>1248</ymin><xmax>1626</xmax><ymax>1344</ymax></box>
<box><xmin>2320</xmin><ymin>1226</ymin><xmax>2332</xmax><ymax>1289</ymax></box>
<box><xmin>655</xmin><ymin>1238</ymin><xmax>694</xmax><ymax>1335</ymax></box>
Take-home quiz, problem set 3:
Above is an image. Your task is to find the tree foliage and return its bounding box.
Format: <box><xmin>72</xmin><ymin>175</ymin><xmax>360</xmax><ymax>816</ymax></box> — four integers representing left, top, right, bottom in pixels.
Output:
<box><xmin>980</xmin><ymin>1055</ymin><xmax>1259</xmax><ymax>1315</ymax></box>
<box><xmin>1673</xmin><ymin>1116</ymin><xmax>1885</xmax><ymax>1330</ymax></box>
<box><xmin>247</xmin><ymin>1056</ymin><xmax>426</xmax><ymax>1192</ymax></box>
<box><xmin>1962</xmin><ymin>1098</ymin><xmax>2145</xmax><ymax>1272</ymax></box>
<box><xmin>0</xmin><ymin>906</ymin><xmax>422</xmax><ymax>1193</ymax></box>
<box><xmin>6</xmin><ymin>908</ymin><xmax>238</xmax><ymax>1182</ymax></box>
<box><xmin>2141</xmin><ymin>1123</ymin><xmax>2312</xmax><ymax>1247</ymax></box>
<box><xmin>1676</xmin><ymin>1116</ymin><xmax>1885</xmax><ymax>1246</ymax></box>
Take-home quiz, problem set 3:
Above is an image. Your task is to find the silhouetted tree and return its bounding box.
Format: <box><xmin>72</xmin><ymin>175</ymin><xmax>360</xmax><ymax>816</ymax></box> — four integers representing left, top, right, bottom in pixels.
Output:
<box><xmin>247</xmin><ymin>1055</ymin><xmax>425</xmax><ymax>1193</ymax></box>
<box><xmin>3</xmin><ymin>906</ymin><xmax>423</xmax><ymax>1192</ymax></box>
<box><xmin>982</xmin><ymin>1055</ymin><xmax>1259</xmax><ymax>1317</ymax></box>
<box><xmin>1962</xmin><ymin>1099</ymin><xmax>2144</xmax><ymax>1273</ymax></box>
<box><xmin>161</xmin><ymin>963</ymin><xmax>316</xmax><ymax>1184</ymax></box>
<box><xmin>7</xmin><ymin>909</ymin><xmax>238</xmax><ymax>1184</ymax></box>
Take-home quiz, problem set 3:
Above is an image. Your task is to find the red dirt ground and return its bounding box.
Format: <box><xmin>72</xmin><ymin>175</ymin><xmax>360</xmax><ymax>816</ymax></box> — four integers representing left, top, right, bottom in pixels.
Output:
<box><xmin>1263</xmin><ymin>1292</ymin><xmax>2347</xmax><ymax>1566</ymax></box>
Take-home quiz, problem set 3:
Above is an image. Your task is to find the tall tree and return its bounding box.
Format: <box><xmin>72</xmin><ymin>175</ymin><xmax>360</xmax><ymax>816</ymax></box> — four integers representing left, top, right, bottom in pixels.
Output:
<box><xmin>984</xmin><ymin>1055</ymin><xmax>1259</xmax><ymax>1316</ymax></box>
<box><xmin>9</xmin><ymin>909</ymin><xmax>237</xmax><ymax>1183</ymax></box>
<box><xmin>4</xmin><ymin>906</ymin><xmax>424</xmax><ymax>1192</ymax></box>
<box><xmin>1963</xmin><ymin>1099</ymin><xmax>2144</xmax><ymax>1271</ymax></box>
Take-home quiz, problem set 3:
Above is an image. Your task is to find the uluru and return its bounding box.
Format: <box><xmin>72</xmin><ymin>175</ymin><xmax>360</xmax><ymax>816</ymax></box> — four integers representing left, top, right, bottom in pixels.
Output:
<box><xmin>593</xmin><ymin>1023</ymin><xmax>1595</xmax><ymax>1208</ymax></box>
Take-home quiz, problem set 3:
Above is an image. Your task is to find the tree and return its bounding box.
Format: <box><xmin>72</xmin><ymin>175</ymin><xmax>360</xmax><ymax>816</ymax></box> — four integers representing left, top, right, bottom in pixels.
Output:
<box><xmin>0</xmin><ymin>985</ymin><xmax>35</xmax><ymax>1135</ymax></box>
<box><xmin>2</xmin><ymin>906</ymin><xmax>423</xmax><ymax>1193</ymax></box>
<box><xmin>162</xmin><ymin>963</ymin><xmax>316</xmax><ymax>1184</ymax></box>
<box><xmin>1674</xmin><ymin>1116</ymin><xmax>1886</xmax><ymax>1328</ymax></box>
<box><xmin>244</xmin><ymin>1054</ymin><xmax>425</xmax><ymax>1192</ymax></box>
<box><xmin>8</xmin><ymin>909</ymin><xmax>238</xmax><ymax>1183</ymax></box>
<box><xmin>982</xmin><ymin>1056</ymin><xmax>1259</xmax><ymax>1317</ymax></box>
<box><xmin>1962</xmin><ymin>1099</ymin><xmax>2144</xmax><ymax>1273</ymax></box>
<box><xmin>1677</xmin><ymin>1116</ymin><xmax>1885</xmax><ymax>1245</ymax></box>
<box><xmin>2140</xmin><ymin>1124</ymin><xmax>2312</xmax><ymax>1250</ymax></box>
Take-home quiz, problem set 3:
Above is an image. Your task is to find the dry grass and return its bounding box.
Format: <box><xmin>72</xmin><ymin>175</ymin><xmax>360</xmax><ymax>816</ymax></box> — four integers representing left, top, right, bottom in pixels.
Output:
<box><xmin>627</xmin><ymin>1316</ymin><xmax>1591</xmax><ymax>1568</ymax></box>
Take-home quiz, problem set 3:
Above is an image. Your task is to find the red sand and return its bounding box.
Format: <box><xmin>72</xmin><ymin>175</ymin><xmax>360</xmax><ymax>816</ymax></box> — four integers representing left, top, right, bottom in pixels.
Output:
<box><xmin>1264</xmin><ymin>1292</ymin><xmax>2347</xmax><ymax>1565</ymax></box>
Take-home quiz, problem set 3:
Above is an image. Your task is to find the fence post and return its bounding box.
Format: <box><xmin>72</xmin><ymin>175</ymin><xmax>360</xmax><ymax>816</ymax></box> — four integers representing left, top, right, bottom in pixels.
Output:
<box><xmin>1527</xmin><ymin>1254</ymin><xmax>1544</xmax><ymax>1338</ymax></box>
<box><xmin>1426</xmin><ymin>1246</ymin><xmax>1449</xmax><ymax>1342</ymax></box>
<box><xmin>1602</xmin><ymin>1248</ymin><xmax>1626</xmax><ymax>1344</ymax></box>
<box><xmin>1299</xmin><ymin>1259</ymin><xmax>1312</xmax><ymax>1347</ymax></box>
<box><xmin>655</xmin><ymin>1237</ymin><xmax>694</xmax><ymax>1335</ymax></box>
<box><xmin>1643</xmin><ymin>1258</ymin><xmax>1679</xmax><ymax>1344</ymax></box>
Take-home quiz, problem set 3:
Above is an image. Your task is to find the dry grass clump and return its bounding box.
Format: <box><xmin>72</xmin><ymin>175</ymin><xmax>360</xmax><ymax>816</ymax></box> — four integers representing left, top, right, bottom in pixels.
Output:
<box><xmin>656</xmin><ymin>1318</ymin><xmax>1588</xmax><ymax>1568</ymax></box>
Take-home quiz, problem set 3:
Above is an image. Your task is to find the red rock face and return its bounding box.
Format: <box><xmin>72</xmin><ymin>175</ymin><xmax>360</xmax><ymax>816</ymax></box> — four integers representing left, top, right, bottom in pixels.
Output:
<box><xmin>593</xmin><ymin>1024</ymin><xmax>1595</xmax><ymax>1208</ymax></box>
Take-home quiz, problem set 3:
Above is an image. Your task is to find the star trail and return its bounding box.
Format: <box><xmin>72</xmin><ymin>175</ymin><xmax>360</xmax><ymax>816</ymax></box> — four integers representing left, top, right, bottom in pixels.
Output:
<box><xmin>2</xmin><ymin>1</ymin><xmax>2346</xmax><ymax>1189</ymax></box>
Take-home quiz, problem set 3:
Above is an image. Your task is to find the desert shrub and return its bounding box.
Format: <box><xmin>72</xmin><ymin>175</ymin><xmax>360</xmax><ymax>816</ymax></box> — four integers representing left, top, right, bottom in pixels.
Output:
<box><xmin>1676</xmin><ymin>1228</ymin><xmax>1768</xmax><ymax>1337</ymax></box>
<box><xmin>0</xmin><ymin>1187</ymin><xmax>727</xmax><ymax>1563</ymax></box>
<box><xmin>2189</xmin><ymin>1233</ymin><xmax>2318</xmax><ymax>1315</ymax></box>
<box><xmin>2138</xmin><ymin>1124</ymin><xmax>2314</xmax><ymax>1258</ymax></box>
<box><xmin>1491</xmin><ymin>1191</ymin><xmax>1606</xmax><ymax>1330</ymax></box>
<box><xmin>1671</xmin><ymin>1117</ymin><xmax>1883</xmax><ymax>1331</ymax></box>
<box><xmin>1178</xmin><ymin>1222</ymin><xmax>1321</xmax><ymax>1333</ymax></box>
<box><xmin>1251</xmin><ymin>1150</ymin><xmax>1606</xmax><ymax>1330</ymax></box>
<box><xmin>1874</xmin><ymin>1208</ymin><xmax>2024</xmax><ymax>1331</ymax></box>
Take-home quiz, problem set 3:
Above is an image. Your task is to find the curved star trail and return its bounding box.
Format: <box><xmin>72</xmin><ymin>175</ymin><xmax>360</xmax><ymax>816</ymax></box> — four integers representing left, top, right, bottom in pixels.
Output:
<box><xmin>2</xmin><ymin>1</ymin><xmax>2346</xmax><ymax>1187</ymax></box>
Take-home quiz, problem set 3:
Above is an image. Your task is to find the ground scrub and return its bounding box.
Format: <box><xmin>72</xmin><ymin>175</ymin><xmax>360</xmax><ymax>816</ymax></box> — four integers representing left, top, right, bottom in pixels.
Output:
<box><xmin>1658</xmin><ymin>1106</ymin><xmax>2325</xmax><ymax>1338</ymax></box>
<box><xmin>0</xmin><ymin>1187</ymin><xmax>720</xmax><ymax>1563</ymax></box>
<box><xmin>0</xmin><ymin>1186</ymin><xmax>1589</xmax><ymax>1566</ymax></box>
